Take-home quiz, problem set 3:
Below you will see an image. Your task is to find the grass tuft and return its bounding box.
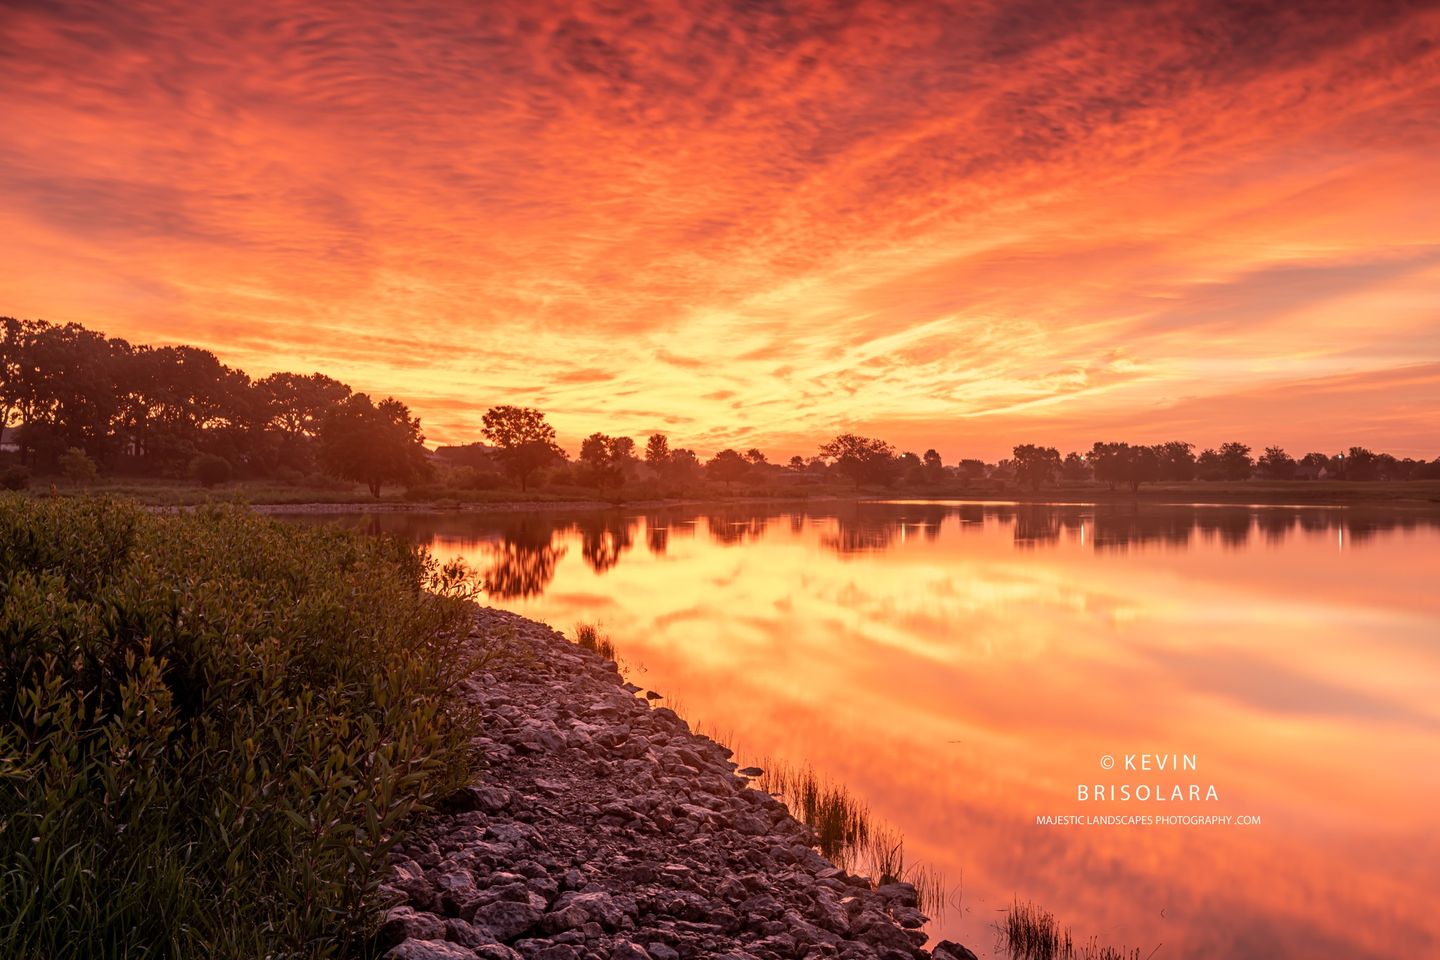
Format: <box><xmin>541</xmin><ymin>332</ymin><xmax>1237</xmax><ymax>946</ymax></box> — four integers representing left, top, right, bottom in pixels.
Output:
<box><xmin>572</xmin><ymin>621</ymin><xmax>618</xmax><ymax>661</ymax></box>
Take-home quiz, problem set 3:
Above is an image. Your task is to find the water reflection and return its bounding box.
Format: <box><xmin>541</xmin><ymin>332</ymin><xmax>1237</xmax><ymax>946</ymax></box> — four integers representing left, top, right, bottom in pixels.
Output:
<box><xmin>294</xmin><ymin>501</ymin><xmax>1440</xmax><ymax>958</ymax></box>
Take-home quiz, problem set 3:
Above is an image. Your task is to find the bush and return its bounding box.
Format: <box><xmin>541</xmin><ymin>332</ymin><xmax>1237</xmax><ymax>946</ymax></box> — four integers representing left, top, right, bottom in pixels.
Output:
<box><xmin>190</xmin><ymin>453</ymin><xmax>232</xmax><ymax>487</ymax></box>
<box><xmin>0</xmin><ymin>497</ymin><xmax>483</xmax><ymax>958</ymax></box>
<box><xmin>0</xmin><ymin>465</ymin><xmax>28</xmax><ymax>490</ymax></box>
<box><xmin>58</xmin><ymin>446</ymin><xmax>99</xmax><ymax>484</ymax></box>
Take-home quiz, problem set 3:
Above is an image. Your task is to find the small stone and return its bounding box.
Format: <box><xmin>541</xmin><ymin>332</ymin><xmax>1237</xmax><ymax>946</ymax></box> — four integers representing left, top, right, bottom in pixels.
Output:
<box><xmin>610</xmin><ymin>941</ymin><xmax>653</xmax><ymax>960</ymax></box>
<box><xmin>470</xmin><ymin>900</ymin><xmax>541</xmax><ymax>941</ymax></box>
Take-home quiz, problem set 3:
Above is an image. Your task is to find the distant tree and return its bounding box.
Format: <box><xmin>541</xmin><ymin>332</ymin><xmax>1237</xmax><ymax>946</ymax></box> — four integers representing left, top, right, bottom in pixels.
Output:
<box><xmin>1218</xmin><ymin>442</ymin><xmax>1253</xmax><ymax>481</ymax></box>
<box><xmin>922</xmin><ymin>449</ymin><xmax>945</xmax><ymax>484</ymax></box>
<box><xmin>1153</xmin><ymin>441</ymin><xmax>1196</xmax><ymax>481</ymax></box>
<box><xmin>1298</xmin><ymin>452</ymin><xmax>1330</xmax><ymax>477</ymax></box>
<box><xmin>58</xmin><ymin>447</ymin><xmax>98</xmax><ymax>484</ymax></box>
<box><xmin>0</xmin><ymin>465</ymin><xmax>29</xmax><ymax>490</ymax></box>
<box><xmin>1341</xmin><ymin>446</ymin><xmax>1378</xmax><ymax>481</ymax></box>
<box><xmin>897</xmin><ymin>451</ymin><xmax>922</xmax><ymax>483</ymax></box>
<box><xmin>1087</xmin><ymin>441</ymin><xmax>1158</xmax><ymax>492</ymax></box>
<box><xmin>1012</xmin><ymin>444</ymin><xmax>1061</xmax><ymax>491</ymax></box>
<box><xmin>818</xmin><ymin>433</ymin><xmax>896</xmax><ymax>487</ymax></box>
<box><xmin>787</xmin><ymin>455</ymin><xmax>806</xmax><ymax>471</ymax></box>
<box><xmin>320</xmin><ymin>394</ymin><xmax>431</xmax><ymax>498</ymax></box>
<box><xmin>957</xmin><ymin>459</ymin><xmax>986</xmax><ymax>483</ymax></box>
<box><xmin>1060</xmin><ymin>451</ymin><xmax>1088</xmax><ymax>481</ymax></box>
<box><xmin>578</xmin><ymin>433</ymin><xmax>635</xmax><ymax>488</ymax></box>
<box><xmin>669</xmin><ymin>447</ymin><xmax>701</xmax><ymax>482</ymax></box>
<box><xmin>190</xmin><ymin>453</ymin><xmax>232</xmax><ymax>488</ymax></box>
<box><xmin>481</xmin><ymin>405</ymin><xmax>565</xmax><ymax>491</ymax></box>
<box><xmin>705</xmin><ymin>448</ymin><xmax>751</xmax><ymax>488</ymax></box>
<box><xmin>1258</xmin><ymin>446</ymin><xmax>1296</xmax><ymax>479</ymax></box>
<box><xmin>1195</xmin><ymin>448</ymin><xmax>1224</xmax><ymax>481</ymax></box>
<box><xmin>644</xmin><ymin>433</ymin><xmax>670</xmax><ymax>470</ymax></box>
<box><xmin>257</xmin><ymin>372</ymin><xmax>351</xmax><ymax>441</ymax></box>
<box><xmin>743</xmin><ymin>448</ymin><xmax>767</xmax><ymax>466</ymax></box>
<box><xmin>1086</xmin><ymin>442</ymin><xmax>1131</xmax><ymax>490</ymax></box>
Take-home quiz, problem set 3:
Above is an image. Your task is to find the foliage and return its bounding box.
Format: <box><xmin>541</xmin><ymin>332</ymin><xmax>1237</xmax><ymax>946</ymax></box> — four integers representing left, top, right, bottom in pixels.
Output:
<box><xmin>818</xmin><ymin>434</ymin><xmax>897</xmax><ymax>487</ymax></box>
<box><xmin>58</xmin><ymin>446</ymin><xmax>99</xmax><ymax>483</ymax></box>
<box><xmin>577</xmin><ymin>433</ymin><xmax>635</xmax><ymax>488</ymax></box>
<box><xmin>1012</xmin><ymin>444</ymin><xmax>1061</xmax><ymax>490</ymax></box>
<box><xmin>0</xmin><ymin>497</ymin><xmax>482</xmax><ymax>959</ymax></box>
<box><xmin>480</xmin><ymin>406</ymin><xmax>565</xmax><ymax>491</ymax></box>
<box><xmin>320</xmin><ymin>393</ymin><xmax>432</xmax><ymax>498</ymax></box>
<box><xmin>705</xmin><ymin>448</ymin><xmax>751</xmax><ymax>487</ymax></box>
<box><xmin>0</xmin><ymin>466</ymin><xmax>30</xmax><ymax>490</ymax></box>
<box><xmin>189</xmin><ymin>452</ymin><xmax>233</xmax><ymax>488</ymax></box>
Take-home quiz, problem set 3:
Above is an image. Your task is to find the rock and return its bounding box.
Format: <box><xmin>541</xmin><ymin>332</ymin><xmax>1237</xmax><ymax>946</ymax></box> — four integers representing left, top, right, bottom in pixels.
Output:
<box><xmin>470</xmin><ymin>900</ymin><xmax>541</xmax><ymax>941</ymax></box>
<box><xmin>736</xmin><ymin>767</ymin><xmax>764</xmax><ymax>777</ymax></box>
<box><xmin>610</xmin><ymin>941</ymin><xmax>653</xmax><ymax>960</ymax></box>
<box><xmin>384</xmin><ymin>940</ymin><xmax>476</xmax><ymax>960</ymax></box>
<box><xmin>378</xmin><ymin>907</ymin><xmax>447</xmax><ymax>947</ymax></box>
<box><xmin>931</xmin><ymin>942</ymin><xmax>980</xmax><ymax>960</ymax></box>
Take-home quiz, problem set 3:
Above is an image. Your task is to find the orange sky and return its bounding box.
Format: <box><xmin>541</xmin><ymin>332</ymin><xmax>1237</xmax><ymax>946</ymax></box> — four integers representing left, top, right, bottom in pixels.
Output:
<box><xmin>2</xmin><ymin>0</ymin><xmax>1438</xmax><ymax>459</ymax></box>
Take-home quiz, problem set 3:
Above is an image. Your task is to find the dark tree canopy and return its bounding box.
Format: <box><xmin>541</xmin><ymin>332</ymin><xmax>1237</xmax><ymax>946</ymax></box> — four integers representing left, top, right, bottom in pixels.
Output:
<box><xmin>1012</xmin><ymin>444</ymin><xmax>1062</xmax><ymax>490</ymax></box>
<box><xmin>481</xmin><ymin>405</ymin><xmax>565</xmax><ymax>491</ymax></box>
<box><xmin>705</xmin><ymin>448</ymin><xmax>750</xmax><ymax>487</ymax></box>
<box><xmin>578</xmin><ymin>433</ymin><xmax>635</xmax><ymax>488</ymax></box>
<box><xmin>319</xmin><ymin>394</ymin><xmax>431</xmax><ymax>498</ymax></box>
<box><xmin>818</xmin><ymin>433</ymin><xmax>896</xmax><ymax>487</ymax></box>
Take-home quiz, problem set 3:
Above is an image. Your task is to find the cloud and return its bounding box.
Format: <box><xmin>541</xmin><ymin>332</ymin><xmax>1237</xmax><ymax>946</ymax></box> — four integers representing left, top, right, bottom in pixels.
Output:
<box><xmin>0</xmin><ymin>0</ymin><xmax>1437</xmax><ymax>455</ymax></box>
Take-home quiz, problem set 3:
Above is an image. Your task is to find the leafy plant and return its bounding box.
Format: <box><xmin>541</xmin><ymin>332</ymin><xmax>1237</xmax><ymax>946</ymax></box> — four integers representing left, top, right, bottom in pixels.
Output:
<box><xmin>0</xmin><ymin>496</ymin><xmax>483</xmax><ymax>959</ymax></box>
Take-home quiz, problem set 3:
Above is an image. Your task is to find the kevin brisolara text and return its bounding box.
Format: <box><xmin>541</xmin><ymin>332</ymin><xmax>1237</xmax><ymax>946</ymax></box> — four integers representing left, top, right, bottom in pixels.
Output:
<box><xmin>1035</xmin><ymin>814</ymin><xmax>1263</xmax><ymax>826</ymax></box>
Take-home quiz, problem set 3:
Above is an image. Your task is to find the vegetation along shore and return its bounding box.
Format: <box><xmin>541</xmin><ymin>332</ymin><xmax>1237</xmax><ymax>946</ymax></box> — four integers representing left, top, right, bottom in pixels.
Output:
<box><xmin>0</xmin><ymin>496</ymin><xmax>978</xmax><ymax>960</ymax></box>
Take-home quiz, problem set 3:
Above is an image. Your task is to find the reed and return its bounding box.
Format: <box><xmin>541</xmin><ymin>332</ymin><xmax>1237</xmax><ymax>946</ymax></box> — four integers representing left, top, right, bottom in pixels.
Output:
<box><xmin>572</xmin><ymin>621</ymin><xmax>618</xmax><ymax>661</ymax></box>
<box><xmin>1001</xmin><ymin>900</ymin><xmax>1146</xmax><ymax>960</ymax></box>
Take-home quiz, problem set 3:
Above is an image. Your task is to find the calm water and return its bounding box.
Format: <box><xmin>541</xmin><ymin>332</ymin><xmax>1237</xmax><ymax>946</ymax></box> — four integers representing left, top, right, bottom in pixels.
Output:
<box><xmin>301</xmin><ymin>501</ymin><xmax>1440</xmax><ymax>958</ymax></box>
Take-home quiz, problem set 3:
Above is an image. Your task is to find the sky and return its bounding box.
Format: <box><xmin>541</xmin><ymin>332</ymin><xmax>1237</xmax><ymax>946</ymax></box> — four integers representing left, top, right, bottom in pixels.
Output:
<box><xmin>2</xmin><ymin>0</ymin><xmax>1438</xmax><ymax>460</ymax></box>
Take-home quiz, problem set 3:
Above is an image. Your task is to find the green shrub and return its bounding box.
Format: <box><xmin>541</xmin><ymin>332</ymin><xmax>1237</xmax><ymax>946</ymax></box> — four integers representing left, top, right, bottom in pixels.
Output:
<box><xmin>58</xmin><ymin>447</ymin><xmax>99</xmax><ymax>484</ymax></box>
<box><xmin>189</xmin><ymin>453</ymin><xmax>233</xmax><ymax>488</ymax></box>
<box><xmin>0</xmin><ymin>496</ymin><xmax>483</xmax><ymax>959</ymax></box>
<box><xmin>0</xmin><ymin>465</ymin><xmax>28</xmax><ymax>490</ymax></box>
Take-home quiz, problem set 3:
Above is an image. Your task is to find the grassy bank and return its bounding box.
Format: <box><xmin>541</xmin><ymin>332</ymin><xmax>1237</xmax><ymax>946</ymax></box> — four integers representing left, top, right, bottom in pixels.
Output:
<box><xmin>20</xmin><ymin>475</ymin><xmax>1440</xmax><ymax>511</ymax></box>
<box><xmin>0</xmin><ymin>497</ymin><xmax>483</xmax><ymax>959</ymax></box>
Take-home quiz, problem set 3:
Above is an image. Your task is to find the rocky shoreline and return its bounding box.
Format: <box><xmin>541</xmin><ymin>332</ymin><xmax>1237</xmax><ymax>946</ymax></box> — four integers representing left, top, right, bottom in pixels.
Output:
<box><xmin>376</xmin><ymin>607</ymin><xmax>980</xmax><ymax>960</ymax></box>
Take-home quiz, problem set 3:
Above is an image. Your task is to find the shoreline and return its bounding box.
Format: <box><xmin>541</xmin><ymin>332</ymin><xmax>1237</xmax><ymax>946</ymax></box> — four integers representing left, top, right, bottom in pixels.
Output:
<box><xmin>377</xmin><ymin>607</ymin><xmax>977</xmax><ymax>960</ymax></box>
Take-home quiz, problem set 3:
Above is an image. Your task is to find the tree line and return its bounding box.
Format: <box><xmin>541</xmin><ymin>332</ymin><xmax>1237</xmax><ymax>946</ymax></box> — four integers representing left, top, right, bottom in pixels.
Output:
<box><xmin>3</xmin><ymin>316</ymin><xmax>1436</xmax><ymax>496</ymax></box>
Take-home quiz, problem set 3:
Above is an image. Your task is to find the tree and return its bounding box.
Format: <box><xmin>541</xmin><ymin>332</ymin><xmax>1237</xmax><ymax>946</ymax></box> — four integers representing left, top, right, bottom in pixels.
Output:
<box><xmin>743</xmin><ymin>448</ymin><xmax>768</xmax><ymax>466</ymax></box>
<box><xmin>320</xmin><ymin>394</ymin><xmax>431</xmax><ymax>497</ymax></box>
<box><xmin>1012</xmin><ymin>444</ymin><xmax>1061</xmax><ymax>491</ymax></box>
<box><xmin>644</xmin><ymin>433</ymin><xmax>670</xmax><ymax>470</ymax></box>
<box><xmin>1340</xmin><ymin>446</ymin><xmax>1378</xmax><ymax>480</ymax></box>
<box><xmin>481</xmin><ymin>405</ymin><xmax>565</xmax><ymax>491</ymax></box>
<box><xmin>1196</xmin><ymin>447</ymin><xmax>1224</xmax><ymax>481</ymax></box>
<box><xmin>921</xmin><ymin>449</ymin><xmax>945</xmax><ymax>484</ymax></box>
<box><xmin>1218</xmin><ymin>442</ymin><xmax>1253</xmax><ymax>481</ymax></box>
<box><xmin>190</xmin><ymin>453</ymin><xmax>232</xmax><ymax>488</ymax></box>
<box><xmin>1086</xmin><ymin>442</ymin><xmax>1131</xmax><ymax>490</ymax></box>
<box><xmin>577</xmin><ymin>433</ymin><xmax>635</xmax><ymax>488</ymax></box>
<box><xmin>787</xmin><ymin>455</ymin><xmax>806</xmax><ymax>471</ymax></box>
<box><xmin>1153</xmin><ymin>441</ymin><xmax>1196</xmax><ymax>481</ymax></box>
<box><xmin>257</xmin><ymin>371</ymin><xmax>351</xmax><ymax>469</ymax></box>
<box><xmin>1061</xmin><ymin>451</ymin><xmax>1088</xmax><ymax>481</ymax></box>
<box><xmin>668</xmin><ymin>448</ymin><xmax>701</xmax><ymax>482</ymax></box>
<box><xmin>705</xmin><ymin>449</ymin><xmax>751</xmax><ymax>488</ymax></box>
<box><xmin>1258</xmin><ymin>445</ymin><xmax>1296</xmax><ymax>479</ymax></box>
<box><xmin>59</xmin><ymin>447</ymin><xmax>98</xmax><ymax>484</ymax></box>
<box><xmin>818</xmin><ymin>434</ymin><xmax>896</xmax><ymax>487</ymax></box>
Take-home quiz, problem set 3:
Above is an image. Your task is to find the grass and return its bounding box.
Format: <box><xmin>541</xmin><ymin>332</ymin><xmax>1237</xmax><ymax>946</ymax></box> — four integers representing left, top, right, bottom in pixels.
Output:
<box><xmin>572</xmin><ymin>621</ymin><xmax>618</xmax><ymax>661</ymax></box>
<box><xmin>25</xmin><ymin>473</ymin><xmax>1439</xmax><ymax>509</ymax></box>
<box><xmin>1002</xmin><ymin>900</ymin><xmax>1148</xmax><ymax>960</ymax></box>
<box><xmin>0</xmin><ymin>496</ymin><xmax>485</xmax><ymax>959</ymax></box>
<box><xmin>753</xmin><ymin>756</ymin><xmax>947</xmax><ymax>918</ymax></box>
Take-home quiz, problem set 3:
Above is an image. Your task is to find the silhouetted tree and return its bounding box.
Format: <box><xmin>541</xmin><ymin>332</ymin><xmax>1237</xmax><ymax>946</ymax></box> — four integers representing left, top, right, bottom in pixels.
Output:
<box><xmin>818</xmin><ymin>433</ymin><xmax>896</xmax><ymax>487</ymax></box>
<box><xmin>481</xmin><ymin>405</ymin><xmax>565</xmax><ymax>491</ymax></box>
<box><xmin>578</xmin><ymin>433</ymin><xmax>635</xmax><ymax>488</ymax></box>
<box><xmin>743</xmin><ymin>448</ymin><xmax>767</xmax><ymax>466</ymax></box>
<box><xmin>1061</xmin><ymin>451</ymin><xmax>1088</xmax><ymax>481</ymax></box>
<box><xmin>1218</xmin><ymin>442</ymin><xmax>1253</xmax><ymax>481</ymax></box>
<box><xmin>320</xmin><ymin>394</ymin><xmax>431</xmax><ymax>497</ymax></box>
<box><xmin>1153</xmin><ymin>441</ymin><xmax>1196</xmax><ymax>481</ymax></box>
<box><xmin>922</xmin><ymin>449</ymin><xmax>945</xmax><ymax>484</ymax></box>
<box><xmin>644</xmin><ymin>433</ymin><xmax>670</xmax><ymax>470</ymax></box>
<box><xmin>705</xmin><ymin>448</ymin><xmax>750</xmax><ymax>488</ymax></box>
<box><xmin>1258</xmin><ymin>446</ymin><xmax>1296</xmax><ymax>479</ymax></box>
<box><xmin>1012</xmin><ymin>444</ymin><xmax>1062</xmax><ymax>491</ymax></box>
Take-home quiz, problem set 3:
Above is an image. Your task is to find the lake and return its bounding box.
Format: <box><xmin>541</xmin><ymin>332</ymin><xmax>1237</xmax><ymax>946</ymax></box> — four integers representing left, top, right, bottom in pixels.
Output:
<box><xmin>297</xmin><ymin>500</ymin><xmax>1440</xmax><ymax>958</ymax></box>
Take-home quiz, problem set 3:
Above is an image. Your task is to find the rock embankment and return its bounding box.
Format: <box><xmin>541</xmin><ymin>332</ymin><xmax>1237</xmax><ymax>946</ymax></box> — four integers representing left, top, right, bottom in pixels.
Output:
<box><xmin>378</xmin><ymin>607</ymin><xmax>979</xmax><ymax>960</ymax></box>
